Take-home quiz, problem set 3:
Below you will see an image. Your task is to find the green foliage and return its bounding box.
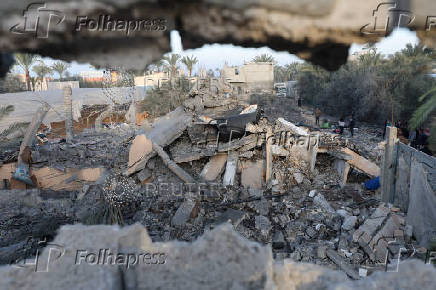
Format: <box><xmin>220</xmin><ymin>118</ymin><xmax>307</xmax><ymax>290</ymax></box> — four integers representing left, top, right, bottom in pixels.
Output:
<box><xmin>14</xmin><ymin>53</ymin><xmax>40</xmax><ymax>90</ymax></box>
<box><xmin>181</xmin><ymin>55</ymin><xmax>198</xmax><ymax>77</ymax></box>
<box><xmin>253</xmin><ymin>54</ymin><xmax>275</xmax><ymax>63</ymax></box>
<box><xmin>0</xmin><ymin>105</ymin><xmax>14</xmax><ymax>120</ymax></box>
<box><xmin>138</xmin><ymin>77</ymin><xmax>191</xmax><ymax>118</ymax></box>
<box><xmin>0</xmin><ymin>105</ymin><xmax>29</xmax><ymax>142</ymax></box>
<box><xmin>0</xmin><ymin>74</ymin><xmax>27</xmax><ymax>93</ymax></box>
<box><xmin>296</xmin><ymin>44</ymin><xmax>436</xmax><ymax>125</ymax></box>
<box><xmin>51</xmin><ymin>61</ymin><xmax>70</xmax><ymax>80</ymax></box>
<box><xmin>32</xmin><ymin>63</ymin><xmax>52</xmax><ymax>80</ymax></box>
<box><xmin>162</xmin><ymin>53</ymin><xmax>181</xmax><ymax>80</ymax></box>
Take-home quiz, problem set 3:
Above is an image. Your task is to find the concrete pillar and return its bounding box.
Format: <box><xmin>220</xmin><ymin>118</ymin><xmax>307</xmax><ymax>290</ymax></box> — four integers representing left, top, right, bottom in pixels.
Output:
<box><xmin>381</xmin><ymin>126</ymin><xmax>398</xmax><ymax>203</ymax></box>
<box><xmin>63</xmin><ymin>86</ymin><xmax>73</xmax><ymax>142</ymax></box>
<box><xmin>334</xmin><ymin>159</ymin><xmax>350</xmax><ymax>188</ymax></box>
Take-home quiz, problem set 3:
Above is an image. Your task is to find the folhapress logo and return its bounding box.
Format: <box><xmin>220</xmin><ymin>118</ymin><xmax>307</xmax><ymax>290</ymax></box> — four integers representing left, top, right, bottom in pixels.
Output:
<box><xmin>10</xmin><ymin>3</ymin><xmax>65</xmax><ymax>39</ymax></box>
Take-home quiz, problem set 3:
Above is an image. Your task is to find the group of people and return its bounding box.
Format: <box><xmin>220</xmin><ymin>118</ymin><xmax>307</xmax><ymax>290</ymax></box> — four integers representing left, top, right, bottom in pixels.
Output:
<box><xmin>314</xmin><ymin>108</ymin><xmax>355</xmax><ymax>137</ymax></box>
<box><xmin>383</xmin><ymin>119</ymin><xmax>432</xmax><ymax>156</ymax></box>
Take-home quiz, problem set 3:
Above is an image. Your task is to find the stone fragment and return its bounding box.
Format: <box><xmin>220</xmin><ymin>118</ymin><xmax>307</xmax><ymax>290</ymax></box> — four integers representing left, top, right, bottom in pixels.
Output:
<box><xmin>342</xmin><ymin>216</ymin><xmax>357</xmax><ymax>231</ymax></box>
<box><xmin>255</xmin><ymin>215</ymin><xmax>272</xmax><ymax>239</ymax></box>
<box><xmin>293</xmin><ymin>172</ymin><xmax>304</xmax><ymax>184</ymax></box>
<box><xmin>313</xmin><ymin>193</ymin><xmax>335</xmax><ymax>213</ymax></box>
<box><xmin>213</xmin><ymin>209</ymin><xmax>246</xmax><ymax>228</ymax></box>
<box><xmin>272</xmin><ymin>231</ymin><xmax>286</xmax><ymax>249</ymax></box>
<box><xmin>171</xmin><ymin>199</ymin><xmax>198</xmax><ymax>227</ymax></box>
<box><xmin>200</xmin><ymin>153</ymin><xmax>227</xmax><ymax>181</ymax></box>
<box><xmin>223</xmin><ymin>151</ymin><xmax>238</xmax><ymax>186</ymax></box>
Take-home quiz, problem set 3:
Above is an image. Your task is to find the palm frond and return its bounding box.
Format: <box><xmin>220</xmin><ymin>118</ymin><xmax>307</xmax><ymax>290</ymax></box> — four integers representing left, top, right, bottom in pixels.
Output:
<box><xmin>0</xmin><ymin>105</ymin><xmax>14</xmax><ymax>120</ymax></box>
<box><xmin>409</xmin><ymin>93</ymin><xmax>436</xmax><ymax>130</ymax></box>
<box><xmin>0</xmin><ymin>122</ymin><xmax>29</xmax><ymax>138</ymax></box>
<box><xmin>418</xmin><ymin>87</ymin><xmax>436</xmax><ymax>102</ymax></box>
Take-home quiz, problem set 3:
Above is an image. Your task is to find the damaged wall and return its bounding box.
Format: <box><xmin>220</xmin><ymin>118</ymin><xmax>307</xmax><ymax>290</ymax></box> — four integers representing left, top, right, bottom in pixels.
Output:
<box><xmin>1</xmin><ymin>223</ymin><xmax>436</xmax><ymax>290</ymax></box>
<box><xmin>393</xmin><ymin>143</ymin><xmax>436</xmax><ymax>247</ymax></box>
<box><xmin>0</xmin><ymin>0</ymin><xmax>436</xmax><ymax>75</ymax></box>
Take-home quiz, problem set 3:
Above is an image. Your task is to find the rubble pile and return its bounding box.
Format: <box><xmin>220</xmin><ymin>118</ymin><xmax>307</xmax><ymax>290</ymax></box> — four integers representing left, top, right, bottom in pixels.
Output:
<box><xmin>1</xmin><ymin>223</ymin><xmax>435</xmax><ymax>290</ymax></box>
<box><xmin>0</xmin><ymin>86</ymin><xmax>429</xmax><ymax>280</ymax></box>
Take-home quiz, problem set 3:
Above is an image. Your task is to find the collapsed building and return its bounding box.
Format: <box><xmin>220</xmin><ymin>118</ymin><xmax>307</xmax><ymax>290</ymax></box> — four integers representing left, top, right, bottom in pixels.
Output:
<box><xmin>0</xmin><ymin>76</ymin><xmax>435</xmax><ymax>289</ymax></box>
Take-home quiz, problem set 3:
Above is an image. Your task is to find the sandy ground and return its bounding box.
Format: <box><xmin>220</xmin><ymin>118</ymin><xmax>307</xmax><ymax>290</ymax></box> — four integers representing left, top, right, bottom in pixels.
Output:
<box><xmin>0</xmin><ymin>87</ymin><xmax>145</xmax><ymax>131</ymax></box>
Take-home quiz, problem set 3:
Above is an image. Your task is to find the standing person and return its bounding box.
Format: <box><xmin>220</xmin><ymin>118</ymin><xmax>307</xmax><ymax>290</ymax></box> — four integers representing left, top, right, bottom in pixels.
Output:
<box><xmin>349</xmin><ymin>115</ymin><xmax>355</xmax><ymax>137</ymax></box>
<box><xmin>338</xmin><ymin>117</ymin><xmax>345</xmax><ymax>135</ymax></box>
<box><xmin>314</xmin><ymin>107</ymin><xmax>321</xmax><ymax>126</ymax></box>
<box><xmin>297</xmin><ymin>97</ymin><xmax>302</xmax><ymax>107</ymax></box>
<box><xmin>416</xmin><ymin>128</ymin><xmax>430</xmax><ymax>150</ymax></box>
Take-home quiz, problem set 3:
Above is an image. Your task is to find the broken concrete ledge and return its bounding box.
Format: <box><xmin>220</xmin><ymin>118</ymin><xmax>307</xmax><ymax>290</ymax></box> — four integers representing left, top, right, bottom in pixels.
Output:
<box><xmin>0</xmin><ymin>223</ymin><xmax>435</xmax><ymax>290</ymax></box>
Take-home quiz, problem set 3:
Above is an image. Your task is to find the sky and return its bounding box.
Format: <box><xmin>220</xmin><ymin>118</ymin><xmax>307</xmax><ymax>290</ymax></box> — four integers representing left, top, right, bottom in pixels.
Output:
<box><xmin>15</xmin><ymin>28</ymin><xmax>419</xmax><ymax>77</ymax></box>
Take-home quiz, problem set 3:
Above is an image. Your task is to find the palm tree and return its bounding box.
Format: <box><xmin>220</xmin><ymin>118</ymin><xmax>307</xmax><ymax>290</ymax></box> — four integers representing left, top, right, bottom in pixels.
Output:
<box><xmin>181</xmin><ymin>55</ymin><xmax>198</xmax><ymax>77</ymax></box>
<box><xmin>14</xmin><ymin>53</ymin><xmax>40</xmax><ymax>91</ymax></box>
<box><xmin>51</xmin><ymin>61</ymin><xmax>70</xmax><ymax>80</ymax></box>
<box><xmin>252</xmin><ymin>54</ymin><xmax>275</xmax><ymax>63</ymax></box>
<box><xmin>409</xmin><ymin>87</ymin><xmax>436</xmax><ymax>151</ymax></box>
<box><xmin>32</xmin><ymin>63</ymin><xmax>52</xmax><ymax>90</ymax></box>
<box><xmin>162</xmin><ymin>54</ymin><xmax>181</xmax><ymax>80</ymax></box>
<box><xmin>284</xmin><ymin>63</ymin><xmax>300</xmax><ymax>80</ymax></box>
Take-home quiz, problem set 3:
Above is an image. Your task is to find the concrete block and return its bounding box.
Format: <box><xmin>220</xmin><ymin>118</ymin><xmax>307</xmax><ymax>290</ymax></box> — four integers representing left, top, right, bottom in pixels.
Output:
<box><xmin>241</xmin><ymin>159</ymin><xmax>264</xmax><ymax>189</ymax></box>
<box><xmin>200</xmin><ymin>153</ymin><xmax>227</xmax><ymax>181</ymax></box>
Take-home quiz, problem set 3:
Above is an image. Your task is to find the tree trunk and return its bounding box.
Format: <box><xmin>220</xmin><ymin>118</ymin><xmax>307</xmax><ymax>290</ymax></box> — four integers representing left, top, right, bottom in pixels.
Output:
<box><xmin>63</xmin><ymin>86</ymin><xmax>74</xmax><ymax>142</ymax></box>
<box><xmin>25</xmin><ymin>69</ymin><xmax>30</xmax><ymax>91</ymax></box>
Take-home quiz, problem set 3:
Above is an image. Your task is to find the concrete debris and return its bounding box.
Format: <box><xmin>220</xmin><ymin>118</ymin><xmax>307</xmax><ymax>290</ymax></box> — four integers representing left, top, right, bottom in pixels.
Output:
<box><xmin>223</xmin><ymin>151</ymin><xmax>238</xmax><ymax>186</ymax></box>
<box><xmin>313</xmin><ymin>193</ymin><xmax>335</xmax><ymax>213</ymax></box>
<box><xmin>171</xmin><ymin>199</ymin><xmax>198</xmax><ymax>227</ymax></box>
<box><xmin>0</xmin><ymin>85</ymin><xmax>429</xmax><ymax>283</ymax></box>
<box><xmin>200</xmin><ymin>153</ymin><xmax>227</xmax><ymax>181</ymax></box>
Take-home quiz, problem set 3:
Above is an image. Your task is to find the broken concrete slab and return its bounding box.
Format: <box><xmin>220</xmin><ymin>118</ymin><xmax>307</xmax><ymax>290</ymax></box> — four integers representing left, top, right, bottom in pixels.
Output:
<box><xmin>217</xmin><ymin>134</ymin><xmax>258</xmax><ymax>152</ymax></box>
<box><xmin>326</xmin><ymin>249</ymin><xmax>360</xmax><ymax>280</ymax></box>
<box><xmin>128</xmin><ymin>134</ymin><xmax>153</xmax><ymax>168</ymax></box>
<box><xmin>353</xmin><ymin>205</ymin><xmax>390</xmax><ymax>243</ymax></box>
<box><xmin>223</xmin><ymin>151</ymin><xmax>238</xmax><ymax>186</ymax></box>
<box><xmin>171</xmin><ymin>199</ymin><xmax>199</xmax><ymax>227</ymax></box>
<box><xmin>334</xmin><ymin>159</ymin><xmax>351</xmax><ymax>188</ymax></box>
<box><xmin>276</xmin><ymin>118</ymin><xmax>309</xmax><ymax>136</ymax></box>
<box><xmin>32</xmin><ymin>167</ymin><xmax>103</xmax><ymax>191</ymax></box>
<box><xmin>342</xmin><ymin>148</ymin><xmax>380</xmax><ymax>177</ymax></box>
<box><xmin>200</xmin><ymin>153</ymin><xmax>227</xmax><ymax>181</ymax></box>
<box><xmin>126</xmin><ymin>106</ymin><xmax>193</xmax><ymax>175</ymax></box>
<box><xmin>241</xmin><ymin>159</ymin><xmax>264</xmax><ymax>189</ymax></box>
<box><xmin>137</xmin><ymin>168</ymin><xmax>152</xmax><ymax>184</ymax></box>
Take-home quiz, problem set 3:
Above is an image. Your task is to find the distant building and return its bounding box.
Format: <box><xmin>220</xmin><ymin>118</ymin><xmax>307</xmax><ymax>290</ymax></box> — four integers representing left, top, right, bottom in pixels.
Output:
<box><xmin>80</xmin><ymin>71</ymin><xmax>104</xmax><ymax>82</ymax></box>
<box><xmin>348</xmin><ymin>49</ymin><xmax>372</xmax><ymax>61</ymax></box>
<box><xmin>221</xmin><ymin>62</ymin><xmax>274</xmax><ymax>95</ymax></box>
<box><xmin>47</xmin><ymin>81</ymin><xmax>80</xmax><ymax>90</ymax></box>
<box><xmin>134</xmin><ymin>71</ymin><xmax>169</xmax><ymax>88</ymax></box>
